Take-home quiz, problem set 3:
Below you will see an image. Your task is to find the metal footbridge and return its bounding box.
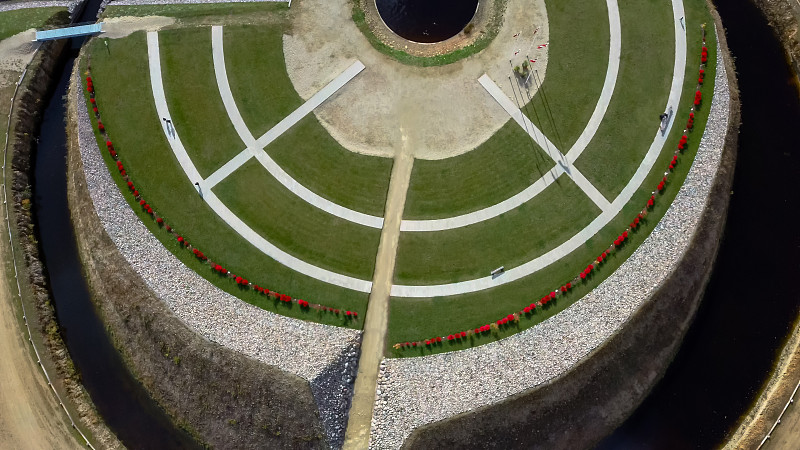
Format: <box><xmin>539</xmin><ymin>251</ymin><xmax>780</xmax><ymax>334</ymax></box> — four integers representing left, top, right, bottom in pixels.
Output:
<box><xmin>35</xmin><ymin>22</ymin><xmax>103</xmax><ymax>41</ymax></box>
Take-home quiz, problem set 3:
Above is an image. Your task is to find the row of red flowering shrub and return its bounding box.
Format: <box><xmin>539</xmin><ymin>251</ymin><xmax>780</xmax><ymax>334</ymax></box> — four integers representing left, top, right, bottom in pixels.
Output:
<box><xmin>84</xmin><ymin>74</ymin><xmax>359</xmax><ymax>323</ymax></box>
<box><xmin>394</xmin><ymin>32</ymin><xmax>713</xmax><ymax>351</ymax></box>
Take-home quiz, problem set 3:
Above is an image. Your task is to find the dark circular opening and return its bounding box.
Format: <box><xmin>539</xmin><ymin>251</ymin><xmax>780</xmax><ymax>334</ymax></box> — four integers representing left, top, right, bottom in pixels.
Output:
<box><xmin>375</xmin><ymin>0</ymin><xmax>479</xmax><ymax>43</ymax></box>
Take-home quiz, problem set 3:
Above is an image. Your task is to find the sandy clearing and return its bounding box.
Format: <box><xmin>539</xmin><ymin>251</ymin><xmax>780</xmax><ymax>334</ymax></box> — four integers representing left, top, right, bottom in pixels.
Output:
<box><xmin>101</xmin><ymin>15</ymin><xmax>175</xmax><ymax>39</ymax></box>
<box><xmin>283</xmin><ymin>0</ymin><xmax>549</xmax><ymax>160</ymax></box>
<box><xmin>0</xmin><ymin>229</ymin><xmax>80</xmax><ymax>449</ymax></box>
<box><xmin>0</xmin><ymin>31</ymin><xmax>40</xmax><ymax>88</ymax></box>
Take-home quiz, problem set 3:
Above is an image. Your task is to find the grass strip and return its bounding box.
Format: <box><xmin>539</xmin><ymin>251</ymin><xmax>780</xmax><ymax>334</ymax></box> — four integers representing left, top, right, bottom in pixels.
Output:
<box><xmin>102</xmin><ymin>2</ymin><xmax>287</xmax><ymax>19</ymax></box>
<box><xmin>395</xmin><ymin>178</ymin><xmax>600</xmax><ymax>284</ymax></box>
<box><xmin>0</xmin><ymin>7</ymin><xmax>68</xmax><ymax>41</ymax></box>
<box><xmin>403</xmin><ymin>121</ymin><xmax>552</xmax><ymax>219</ymax></box>
<box><xmin>159</xmin><ymin>27</ymin><xmax>246</xmax><ymax>177</ymax></box>
<box><xmin>213</xmin><ymin>158</ymin><xmax>381</xmax><ymax>280</ymax></box>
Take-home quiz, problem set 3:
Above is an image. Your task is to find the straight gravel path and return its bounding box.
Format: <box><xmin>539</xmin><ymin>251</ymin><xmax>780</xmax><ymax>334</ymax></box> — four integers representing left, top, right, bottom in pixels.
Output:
<box><xmin>344</xmin><ymin>123</ymin><xmax>415</xmax><ymax>449</ymax></box>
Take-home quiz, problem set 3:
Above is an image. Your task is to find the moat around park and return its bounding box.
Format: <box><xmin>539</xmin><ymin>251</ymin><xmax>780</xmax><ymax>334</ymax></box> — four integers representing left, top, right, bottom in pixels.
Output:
<box><xmin>0</xmin><ymin>0</ymin><xmax>798</xmax><ymax>448</ymax></box>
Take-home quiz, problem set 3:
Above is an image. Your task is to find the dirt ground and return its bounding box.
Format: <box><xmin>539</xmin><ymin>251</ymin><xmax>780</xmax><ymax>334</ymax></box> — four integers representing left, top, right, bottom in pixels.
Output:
<box><xmin>0</xmin><ymin>30</ymin><xmax>80</xmax><ymax>450</ymax></box>
<box><xmin>0</xmin><ymin>261</ymin><xmax>80</xmax><ymax>449</ymax></box>
<box><xmin>0</xmin><ymin>30</ymin><xmax>39</xmax><ymax>88</ymax></box>
<box><xmin>283</xmin><ymin>0</ymin><xmax>549</xmax><ymax>159</ymax></box>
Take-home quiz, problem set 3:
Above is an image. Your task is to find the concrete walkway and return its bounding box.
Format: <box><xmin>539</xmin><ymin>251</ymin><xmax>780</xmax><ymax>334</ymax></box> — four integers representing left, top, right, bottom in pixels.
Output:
<box><xmin>400</xmin><ymin>0</ymin><xmax>622</xmax><ymax>232</ymax></box>
<box><xmin>208</xmin><ymin>26</ymin><xmax>383</xmax><ymax>229</ymax></box>
<box><xmin>147</xmin><ymin>31</ymin><xmax>373</xmax><ymax>293</ymax></box>
<box><xmin>391</xmin><ymin>0</ymin><xmax>686</xmax><ymax>298</ymax></box>
<box><xmin>344</xmin><ymin>145</ymin><xmax>414</xmax><ymax>450</ymax></box>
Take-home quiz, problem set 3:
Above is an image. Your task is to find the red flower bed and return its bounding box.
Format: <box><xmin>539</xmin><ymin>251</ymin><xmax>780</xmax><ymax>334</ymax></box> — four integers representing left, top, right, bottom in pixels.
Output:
<box><xmin>84</xmin><ymin>72</ymin><xmax>358</xmax><ymax>324</ymax></box>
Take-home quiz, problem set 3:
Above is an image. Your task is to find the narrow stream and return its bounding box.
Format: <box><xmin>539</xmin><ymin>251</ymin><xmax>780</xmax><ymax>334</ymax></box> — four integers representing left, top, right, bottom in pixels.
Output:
<box><xmin>25</xmin><ymin>0</ymin><xmax>800</xmax><ymax>448</ymax></box>
<box><xmin>31</xmin><ymin>0</ymin><xmax>201</xmax><ymax>447</ymax></box>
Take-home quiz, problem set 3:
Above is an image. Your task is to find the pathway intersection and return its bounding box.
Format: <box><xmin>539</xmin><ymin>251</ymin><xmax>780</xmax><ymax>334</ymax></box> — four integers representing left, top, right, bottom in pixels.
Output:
<box><xmin>138</xmin><ymin>0</ymin><xmax>693</xmax><ymax>445</ymax></box>
<box><xmin>146</xmin><ymin>0</ymin><xmax>686</xmax><ymax>297</ymax></box>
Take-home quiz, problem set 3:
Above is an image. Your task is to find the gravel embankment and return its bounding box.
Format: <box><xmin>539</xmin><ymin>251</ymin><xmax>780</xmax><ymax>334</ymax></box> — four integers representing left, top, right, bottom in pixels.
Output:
<box><xmin>370</xmin><ymin>39</ymin><xmax>731</xmax><ymax>449</ymax></box>
<box><xmin>73</xmin><ymin>75</ymin><xmax>359</xmax><ymax>448</ymax></box>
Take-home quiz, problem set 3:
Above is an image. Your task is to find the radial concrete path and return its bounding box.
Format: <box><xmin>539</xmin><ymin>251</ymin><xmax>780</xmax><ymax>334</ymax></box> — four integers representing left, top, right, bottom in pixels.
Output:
<box><xmin>207</xmin><ymin>26</ymin><xmax>383</xmax><ymax>229</ymax></box>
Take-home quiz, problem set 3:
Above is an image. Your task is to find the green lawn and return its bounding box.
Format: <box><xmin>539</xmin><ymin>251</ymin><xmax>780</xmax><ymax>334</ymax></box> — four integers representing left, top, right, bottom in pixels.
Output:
<box><xmin>223</xmin><ymin>25</ymin><xmax>300</xmax><ymax>137</ymax></box>
<box><xmin>402</xmin><ymin>0</ymin><xmax>608</xmax><ymax>220</ymax></box>
<box><xmin>387</xmin><ymin>0</ymin><xmax>718</xmax><ymax>356</ymax></box>
<box><xmin>523</xmin><ymin>0</ymin><xmax>609</xmax><ymax>151</ymax></box>
<box><xmin>160</xmin><ymin>25</ymin><xmax>393</xmax><ymax>216</ymax></box>
<box><xmin>403</xmin><ymin>121</ymin><xmax>552</xmax><ymax>219</ymax></box>
<box><xmin>160</xmin><ymin>27</ymin><xmax>246</xmax><ymax>177</ymax></box>
<box><xmin>395</xmin><ymin>178</ymin><xmax>600</xmax><ymax>284</ymax></box>
<box><xmin>573</xmin><ymin>0</ymin><xmax>674</xmax><ymax>199</ymax></box>
<box><xmin>0</xmin><ymin>7</ymin><xmax>68</xmax><ymax>41</ymax></box>
<box><xmin>213</xmin><ymin>159</ymin><xmax>381</xmax><ymax>280</ymax></box>
<box><xmin>84</xmin><ymin>33</ymin><xmax>369</xmax><ymax>327</ymax></box>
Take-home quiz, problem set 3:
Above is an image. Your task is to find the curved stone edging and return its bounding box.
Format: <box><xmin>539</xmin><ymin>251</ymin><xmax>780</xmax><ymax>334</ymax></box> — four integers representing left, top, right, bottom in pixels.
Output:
<box><xmin>369</xmin><ymin>34</ymin><xmax>733</xmax><ymax>449</ymax></box>
<box><xmin>72</xmin><ymin>68</ymin><xmax>360</xmax><ymax>447</ymax></box>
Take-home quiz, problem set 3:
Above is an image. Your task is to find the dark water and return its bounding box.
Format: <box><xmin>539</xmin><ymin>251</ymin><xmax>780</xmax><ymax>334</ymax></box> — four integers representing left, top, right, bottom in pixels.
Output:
<box><xmin>375</xmin><ymin>0</ymin><xmax>479</xmax><ymax>43</ymax></box>
<box><xmin>596</xmin><ymin>0</ymin><xmax>800</xmax><ymax>448</ymax></box>
<box><xmin>30</xmin><ymin>0</ymin><xmax>201</xmax><ymax>448</ymax></box>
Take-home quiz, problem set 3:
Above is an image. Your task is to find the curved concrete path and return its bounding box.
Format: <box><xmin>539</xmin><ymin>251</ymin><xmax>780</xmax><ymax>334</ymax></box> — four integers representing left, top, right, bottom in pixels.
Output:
<box><xmin>208</xmin><ymin>26</ymin><xmax>383</xmax><ymax>229</ymax></box>
<box><xmin>391</xmin><ymin>0</ymin><xmax>686</xmax><ymax>297</ymax></box>
<box><xmin>146</xmin><ymin>0</ymin><xmax>685</xmax><ymax>298</ymax></box>
<box><xmin>400</xmin><ymin>0</ymin><xmax>622</xmax><ymax>232</ymax></box>
<box><xmin>203</xmin><ymin>1</ymin><xmax>618</xmax><ymax>233</ymax></box>
<box><xmin>147</xmin><ymin>31</ymin><xmax>373</xmax><ymax>293</ymax></box>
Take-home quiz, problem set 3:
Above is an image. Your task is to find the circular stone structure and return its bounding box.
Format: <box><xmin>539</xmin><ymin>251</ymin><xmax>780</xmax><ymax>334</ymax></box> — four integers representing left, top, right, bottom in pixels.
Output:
<box><xmin>375</xmin><ymin>0</ymin><xmax>479</xmax><ymax>43</ymax></box>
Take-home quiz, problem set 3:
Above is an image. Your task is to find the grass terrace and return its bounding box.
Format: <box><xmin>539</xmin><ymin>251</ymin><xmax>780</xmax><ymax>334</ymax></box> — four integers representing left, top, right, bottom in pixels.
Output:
<box><xmin>82</xmin><ymin>32</ymin><xmax>370</xmax><ymax>328</ymax></box>
<box><xmin>386</xmin><ymin>0</ymin><xmax>718</xmax><ymax>355</ymax></box>
<box><xmin>213</xmin><ymin>159</ymin><xmax>381</xmax><ymax>280</ymax></box>
<box><xmin>395</xmin><ymin>178</ymin><xmax>599</xmax><ymax>284</ymax></box>
<box><xmin>403</xmin><ymin>122</ymin><xmax>551</xmax><ymax>219</ymax></box>
<box><xmin>573</xmin><ymin>0</ymin><xmax>675</xmax><ymax>199</ymax></box>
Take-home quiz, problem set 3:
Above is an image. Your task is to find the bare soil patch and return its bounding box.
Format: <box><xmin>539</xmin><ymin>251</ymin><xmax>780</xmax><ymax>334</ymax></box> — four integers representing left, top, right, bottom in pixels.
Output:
<box><xmin>283</xmin><ymin>0</ymin><xmax>549</xmax><ymax>159</ymax></box>
<box><xmin>101</xmin><ymin>15</ymin><xmax>176</xmax><ymax>39</ymax></box>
